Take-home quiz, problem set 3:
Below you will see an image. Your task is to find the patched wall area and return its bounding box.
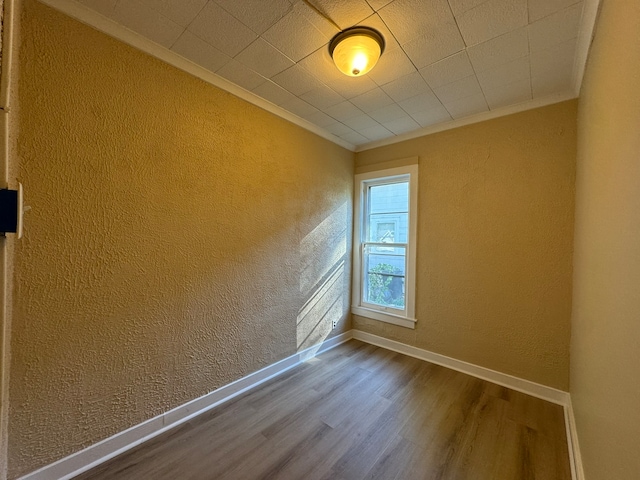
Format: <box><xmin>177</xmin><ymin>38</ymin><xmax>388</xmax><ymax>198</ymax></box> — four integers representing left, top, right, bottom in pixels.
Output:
<box><xmin>7</xmin><ymin>1</ymin><xmax>353</xmax><ymax>477</ymax></box>
<box><xmin>354</xmin><ymin>101</ymin><xmax>577</xmax><ymax>391</ymax></box>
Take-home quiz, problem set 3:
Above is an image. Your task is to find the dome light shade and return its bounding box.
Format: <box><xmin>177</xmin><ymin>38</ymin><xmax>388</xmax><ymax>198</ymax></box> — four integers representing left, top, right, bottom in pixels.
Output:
<box><xmin>329</xmin><ymin>27</ymin><xmax>385</xmax><ymax>77</ymax></box>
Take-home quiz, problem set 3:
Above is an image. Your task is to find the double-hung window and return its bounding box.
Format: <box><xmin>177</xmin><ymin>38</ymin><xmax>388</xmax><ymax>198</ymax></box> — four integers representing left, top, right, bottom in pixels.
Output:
<box><xmin>352</xmin><ymin>163</ymin><xmax>418</xmax><ymax>329</ymax></box>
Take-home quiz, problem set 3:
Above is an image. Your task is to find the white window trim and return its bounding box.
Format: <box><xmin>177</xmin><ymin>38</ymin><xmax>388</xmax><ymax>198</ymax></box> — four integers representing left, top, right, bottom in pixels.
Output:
<box><xmin>352</xmin><ymin>163</ymin><xmax>418</xmax><ymax>329</ymax></box>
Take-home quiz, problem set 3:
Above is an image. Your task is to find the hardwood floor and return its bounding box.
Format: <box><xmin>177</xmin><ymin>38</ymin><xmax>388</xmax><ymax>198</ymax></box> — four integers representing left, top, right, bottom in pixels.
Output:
<box><xmin>76</xmin><ymin>340</ymin><xmax>571</xmax><ymax>480</ymax></box>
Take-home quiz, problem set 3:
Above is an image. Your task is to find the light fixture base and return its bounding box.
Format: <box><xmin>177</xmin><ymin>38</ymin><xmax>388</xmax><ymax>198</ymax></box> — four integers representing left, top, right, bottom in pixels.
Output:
<box><xmin>329</xmin><ymin>27</ymin><xmax>385</xmax><ymax>77</ymax></box>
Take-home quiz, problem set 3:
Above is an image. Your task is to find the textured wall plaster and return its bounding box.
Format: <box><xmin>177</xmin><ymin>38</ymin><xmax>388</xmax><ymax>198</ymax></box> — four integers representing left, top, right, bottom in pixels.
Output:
<box><xmin>7</xmin><ymin>1</ymin><xmax>353</xmax><ymax>477</ymax></box>
<box><xmin>571</xmin><ymin>1</ymin><xmax>640</xmax><ymax>478</ymax></box>
<box><xmin>354</xmin><ymin>101</ymin><xmax>577</xmax><ymax>390</ymax></box>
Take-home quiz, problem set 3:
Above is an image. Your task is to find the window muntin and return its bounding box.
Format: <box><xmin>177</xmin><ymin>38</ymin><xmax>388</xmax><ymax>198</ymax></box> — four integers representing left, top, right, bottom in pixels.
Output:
<box><xmin>352</xmin><ymin>163</ymin><xmax>418</xmax><ymax>329</ymax></box>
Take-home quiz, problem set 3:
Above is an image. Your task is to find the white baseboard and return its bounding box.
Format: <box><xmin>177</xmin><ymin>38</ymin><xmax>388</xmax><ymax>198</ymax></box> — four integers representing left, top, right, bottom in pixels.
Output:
<box><xmin>19</xmin><ymin>331</ymin><xmax>354</xmax><ymax>480</ymax></box>
<box><xmin>565</xmin><ymin>399</ymin><xmax>585</xmax><ymax>480</ymax></box>
<box><xmin>20</xmin><ymin>329</ymin><xmax>583</xmax><ymax>480</ymax></box>
<box><xmin>352</xmin><ymin>331</ymin><xmax>583</xmax><ymax>480</ymax></box>
<box><xmin>352</xmin><ymin>330</ymin><xmax>570</xmax><ymax>406</ymax></box>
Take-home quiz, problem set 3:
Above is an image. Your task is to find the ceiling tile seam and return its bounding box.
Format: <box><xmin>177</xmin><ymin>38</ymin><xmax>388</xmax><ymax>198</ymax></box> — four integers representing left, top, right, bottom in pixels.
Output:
<box><xmin>445</xmin><ymin>0</ymin><xmax>469</xmax><ymax>49</ymax></box>
<box><xmin>213</xmin><ymin>0</ymin><xmax>295</xmax><ymax>37</ymax></box>
<box><xmin>165</xmin><ymin>0</ymin><xmax>211</xmax><ymax>49</ymax></box>
<box><xmin>363</xmin><ymin>0</ymin><xmax>385</xmax><ymax>14</ymax></box>
<box><xmin>532</xmin><ymin>0</ymin><xmax>584</xmax><ymax>23</ymax></box>
<box><xmin>449</xmin><ymin>25</ymin><xmax>493</xmax><ymax>114</ymax></box>
<box><xmin>369</xmin><ymin>9</ymin><xmax>424</xmax><ymax>88</ymax></box>
<box><xmin>300</xmin><ymin>0</ymin><xmax>341</xmax><ymax>31</ymax></box>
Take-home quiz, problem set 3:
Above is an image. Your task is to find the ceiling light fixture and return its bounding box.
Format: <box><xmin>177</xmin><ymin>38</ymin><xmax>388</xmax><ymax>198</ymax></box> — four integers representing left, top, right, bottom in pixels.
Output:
<box><xmin>329</xmin><ymin>27</ymin><xmax>385</xmax><ymax>77</ymax></box>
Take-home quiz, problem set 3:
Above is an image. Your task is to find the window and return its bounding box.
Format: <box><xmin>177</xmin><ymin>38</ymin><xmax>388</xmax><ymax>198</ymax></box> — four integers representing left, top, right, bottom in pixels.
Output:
<box><xmin>352</xmin><ymin>163</ymin><xmax>418</xmax><ymax>329</ymax></box>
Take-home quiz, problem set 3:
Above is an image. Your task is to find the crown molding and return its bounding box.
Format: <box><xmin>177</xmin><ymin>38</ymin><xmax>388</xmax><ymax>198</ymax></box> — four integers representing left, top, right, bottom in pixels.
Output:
<box><xmin>38</xmin><ymin>0</ymin><xmax>600</xmax><ymax>154</ymax></box>
<box><xmin>356</xmin><ymin>91</ymin><xmax>577</xmax><ymax>152</ymax></box>
<box><xmin>572</xmin><ymin>0</ymin><xmax>602</xmax><ymax>96</ymax></box>
<box><xmin>37</xmin><ymin>0</ymin><xmax>356</xmax><ymax>152</ymax></box>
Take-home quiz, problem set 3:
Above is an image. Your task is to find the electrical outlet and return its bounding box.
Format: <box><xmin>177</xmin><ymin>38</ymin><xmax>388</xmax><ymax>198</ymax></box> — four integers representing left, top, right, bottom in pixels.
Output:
<box><xmin>332</xmin><ymin>320</ymin><xmax>337</xmax><ymax>330</ymax></box>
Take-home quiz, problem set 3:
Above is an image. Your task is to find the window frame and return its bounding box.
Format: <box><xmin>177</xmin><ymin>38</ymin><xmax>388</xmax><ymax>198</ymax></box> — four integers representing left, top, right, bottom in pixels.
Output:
<box><xmin>352</xmin><ymin>163</ymin><xmax>418</xmax><ymax>329</ymax></box>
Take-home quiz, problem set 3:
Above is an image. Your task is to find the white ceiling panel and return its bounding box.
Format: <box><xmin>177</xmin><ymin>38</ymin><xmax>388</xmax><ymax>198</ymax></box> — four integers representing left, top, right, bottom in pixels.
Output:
<box><xmin>216</xmin><ymin>60</ymin><xmax>266</xmax><ymax>91</ymax></box>
<box><xmin>419</xmin><ymin>51</ymin><xmax>475</xmax><ymax>89</ymax></box>
<box><xmin>383</xmin><ymin>115</ymin><xmax>421</xmax><ymax>134</ymax></box>
<box><xmin>112</xmin><ymin>0</ymin><xmax>183</xmax><ymax>48</ymax></box>
<box><xmin>365</xmin><ymin>0</ymin><xmax>394</xmax><ymax>11</ymax></box>
<box><xmin>403</xmin><ymin>22</ymin><xmax>466</xmax><ymax>69</ymax></box>
<box><xmin>70</xmin><ymin>0</ymin><xmax>593</xmax><ymax>148</ymax></box>
<box><xmin>253</xmin><ymin>81</ymin><xmax>298</xmax><ymax>106</ymax></box>
<box><xmin>235</xmin><ymin>38</ymin><xmax>294</xmax><ymax>78</ymax></box>
<box><xmin>369</xmin><ymin>104</ymin><xmax>408</xmax><ymax>123</ymax></box>
<box><xmin>398</xmin><ymin>91</ymin><xmax>442</xmax><ymax>115</ymax></box>
<box><xmin>355</xmin><ymin>13</ymin><xmax>400</xmax><ymax>52</ymax></box>
<box><xmin>280</xmin><ymin>96</ymin><xmax>319</xmax><ymax>117</ymax></box>
<box><xmin>325</xmin><ymin>74</ymin><xmax>378</xmax><ymax>99</ymax></box>
<box><xmin>448</xmin><ymin>0</ymin><xmax>490</xmax><ymax>16</ymax></box>
<box><xmin>187</xmin><ymin>2</ymin><xmax>257</xmax><ymax>57</ymax></box>
<box><xmin>300</xmin><ymin>85</ymin><xmax>346</xmax><ymax>109</ymax></box>
<box><xmin>214</xmin><ymin>0</ymin><xmax>292</xmax><ymax>35</ymax></box>
<box><xmin>532</xmin><ymin>67</ymin><xmax>574</xmax><ymax>98</ymax></box>
<box><xmin>476</xmin><ymin>55</ymin><xmax>530</xmax><ymax>91</ymax></box>
<box><xmin>455</xmin><ymin>0</ymin><xmax>528</xmax><ymax>46</ymax></box>
<box><xmin>324</xmin><ymin>101</ymin><xmax>365</xmax><ymax>121</ymax></box>
<box><xmin>342</xmin><ymin>114</ymin><xmax>380</xmax><ymax>130</ymax></box>
<box><xmin>325</xmin><ymin>122</ymin><xmax>356</xmax><ymax>136</ymax></box>
<box><xmin>171</xmin><ymin>31</ymin><xmax>231</xmax><ymax>73</ymax></box>
<box><xmin>262</xmin><ymin>7</ymin><xmax>331</xmax><ymax>62</ymax></box>
<box><xmin>297</xmin><ymin>46</ymin><xmax>345</xmax><ymax>85</ymax></box>
<box><xmin>410</xmin><ymin>104</ymin><xmax>452</xmax><ymax>127</ymax></box>
<box><xmin>340</xmin><ymin>131</ymin><xmax>370</xmax><ymax>144</ymax></box>
<box><xmin>528</xmin><ymin>2</ymin><xmax>583</xmax><ymax>52</ymax></box>
<box><xmin>467</xmin><ymin>27</ymin><xmax>530</xmax><ymax>72</ymax></box>
<box><xmin>434</xmin><ymin>75</ymin><xmax>483</xmax><ymax>104</ymax></box>
<box><xmin>444</xmin><ymin>92</ymin><xmax>489</xmax><ymax>118</ymax></box>
<box><xmin>382</xmin><ymin>72</ymin><xmax>433</xmax><ymax>103</ymax></box>
<box><xmin>296</xmin><ymin>1</ymin><xmax>341</xmax><ymax>37</ymax></box>
<box><xmin>303</xmin><ymin>109</ymin><xmax>336</xmax><ymax>127</ymax></box>
<box><xmin>367</xmin><ymin>48</ymin><xmax>417</xmax><ymax>86</ymax></box>
<box><xmin>484</xmin><ymin>77</ymin><xmax>532</xmax><ymax>109</ymax></box>
<box><xmin>530</xmin><ymin>38</ymin><xmax>578</xmax><ymax>79</ymax></box>
<box><xmin>271</xmin><ymin>65</ymin><xmax>325</xmax><ymax>96</ymax></box>
<box><xmin>311</xmin><ymin>0</ymin><xmax>374</xmax><ymax>29</ymax></box>
<box><xmin>139</xmin><ymin>0</ymin><xmax>208</xmax><ymax>28</ymax></box>
<box><xmin>528</xmin><ymin>0</ymin><xmax>582</xmax><ymax>23</ymax></box>
<box><xmin>350</xmin><ymin>88</ymin><xmax>395</xmax><ymax>113</ymax></box>
<box><xmin>378</xmin><ymin>0</ymin><xmax>455</xmax><ymax>45</ymax></box>
<box><xmin>360</xmin><ymin>124</ymin><xmax>394</xmax><ymax>141</ymax></box>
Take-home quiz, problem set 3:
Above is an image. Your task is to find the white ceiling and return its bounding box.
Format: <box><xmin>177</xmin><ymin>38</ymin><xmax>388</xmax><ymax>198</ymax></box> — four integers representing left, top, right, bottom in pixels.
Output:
<box><xmin>48</xmin><ymin>0</ymin><xmax>595</xmax><ymax>150</ymax></box>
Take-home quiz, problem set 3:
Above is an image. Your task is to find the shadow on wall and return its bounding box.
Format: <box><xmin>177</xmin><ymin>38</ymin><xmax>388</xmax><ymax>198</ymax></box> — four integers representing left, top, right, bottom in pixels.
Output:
<box><xmin>297</xmin><ymin>201</ymin><xmax>351</xmax><ymax>352</ymax></box>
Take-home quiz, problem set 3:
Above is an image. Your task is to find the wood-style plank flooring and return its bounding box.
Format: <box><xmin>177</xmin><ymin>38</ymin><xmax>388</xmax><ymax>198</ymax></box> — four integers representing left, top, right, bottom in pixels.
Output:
<box><xmin>77</xmin><ymin>340</ymin><xmax>571</xmax><ymax>480</ymax></box>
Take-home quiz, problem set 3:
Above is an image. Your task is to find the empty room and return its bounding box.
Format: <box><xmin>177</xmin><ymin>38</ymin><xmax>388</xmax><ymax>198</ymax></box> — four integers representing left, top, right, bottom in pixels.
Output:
<box><xmin>0</xmin><ymin>0</ymin><xmax>638</xmax><ymax>479</ymax></box>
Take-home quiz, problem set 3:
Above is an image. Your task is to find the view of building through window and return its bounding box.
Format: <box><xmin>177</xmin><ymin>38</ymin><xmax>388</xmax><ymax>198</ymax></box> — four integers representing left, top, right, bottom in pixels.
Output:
<box><xmin>363</xmin><ymin>181</ymin><xmax>409</xmax><ymax>309</ymax></box>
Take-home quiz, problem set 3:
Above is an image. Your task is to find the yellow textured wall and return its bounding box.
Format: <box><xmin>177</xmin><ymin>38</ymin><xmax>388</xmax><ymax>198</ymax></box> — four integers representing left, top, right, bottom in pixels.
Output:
<box><xmin>355</xmin><ymin>101</ymin><xmax>577</xmax><ymax>390</ymax></box>
<box><xmin>571</xmin><ymin>1</ymin><xmax>640</xmax><ymax>478</ymax></box>
<box><xmin>7</xmin><ymin>1</ymin><xmax>353</xmax><ymax>477</ymax></box>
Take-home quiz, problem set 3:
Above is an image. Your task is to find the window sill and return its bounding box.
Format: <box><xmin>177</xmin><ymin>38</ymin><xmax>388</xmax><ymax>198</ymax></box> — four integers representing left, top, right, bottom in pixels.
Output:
<box><xmin>351</xmin><ymin>306</ymin><xmax>416</xmax><ymax>329</ymax></box>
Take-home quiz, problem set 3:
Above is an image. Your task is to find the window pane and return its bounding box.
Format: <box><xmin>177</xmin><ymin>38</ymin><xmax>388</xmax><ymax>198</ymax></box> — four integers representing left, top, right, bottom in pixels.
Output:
<box><xmin>363</xmin><ymin>245</ymin><xmax>406</xmax><ymax>309</ymax></box>
<box><xmin>368</xmin><ymin>182</ymin><xmax>409</xmax><ymax>243</ymax></box>
<box><xmin>369</xmin><ymin>182</ymin><xmax>408</xmax><ymax>214</ymax></box>
<box><xmin>368</xmin><ymin>213</ymin><xmax>408</xmax><ymax>243</ymax></box>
